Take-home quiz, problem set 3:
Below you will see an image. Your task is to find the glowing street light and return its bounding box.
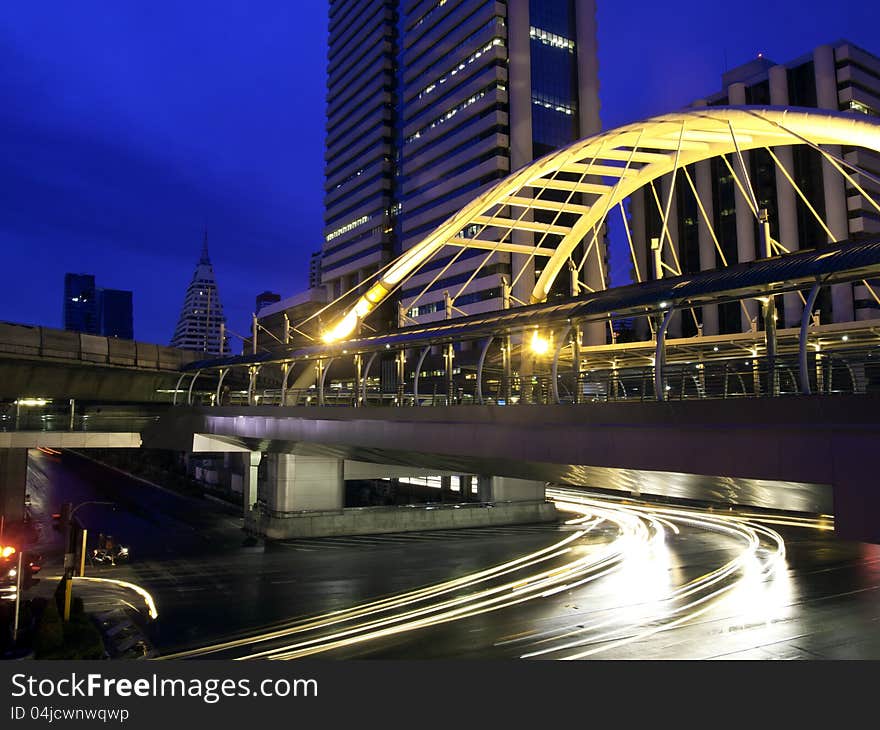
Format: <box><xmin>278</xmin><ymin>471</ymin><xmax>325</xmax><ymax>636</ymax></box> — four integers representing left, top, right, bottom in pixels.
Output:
<box><xmin>530</xmin><ymin>331</ymin><xmax>551</xmax><ymax>356</ymax></box>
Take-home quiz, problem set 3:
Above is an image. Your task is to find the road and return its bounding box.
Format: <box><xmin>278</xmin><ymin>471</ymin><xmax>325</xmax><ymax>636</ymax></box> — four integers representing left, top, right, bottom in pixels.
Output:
<box><xmin>24</xmin><ymin>450</ymin><xmax>880</xmax><ymax>659</ymax></box>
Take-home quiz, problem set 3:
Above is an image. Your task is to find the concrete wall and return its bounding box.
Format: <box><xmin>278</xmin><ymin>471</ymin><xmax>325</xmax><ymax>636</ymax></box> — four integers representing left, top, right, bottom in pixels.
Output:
<box><xmin>260</xmin><ymin>454</ymin><xmax>344</xmax><ymax>513</ymax></box>
<box><xmin>248</xmin><ymin>500</ymin><xmax>557</xmax><ymax>539</ymax></box>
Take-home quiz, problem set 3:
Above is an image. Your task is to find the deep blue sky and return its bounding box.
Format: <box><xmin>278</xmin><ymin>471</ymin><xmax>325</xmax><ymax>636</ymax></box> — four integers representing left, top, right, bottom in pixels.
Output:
<box><xmin>1</xmin><ymin>1</ymin><xmax>878</xmax><ymax>347</ymax></box>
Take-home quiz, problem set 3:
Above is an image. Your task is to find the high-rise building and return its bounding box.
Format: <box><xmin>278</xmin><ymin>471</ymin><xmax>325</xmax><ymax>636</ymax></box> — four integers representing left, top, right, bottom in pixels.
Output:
<box><xmin>97</xmin><ymin>288</ymin><xmax>133</xmax><ymax>340</ymax></box>
<box><xmin>629</xmin><ymin>41</ymin><xmax>880</xmax><ymax>338</ymax></box>
<box><xmin>320</xmin><ymin>0</ymin><xmax>398</xmax><ymax>309</ymax></box>
<box><xmin>319</xmin><ymin>0</ymin><xmax>601</xmax><ymax>329</ymax></box>
<box><xmin>63</xmin><ymin>273</ymin><xmax>99</xmax><ymax>334</ymax></box>
<box><xmin>256</xmin><ymin>290</ymin><xmax>282</xmax><ymax>314</ymax></box>
<box><xmin>170</xmin><ymin>233</ymin><xmax>228</xmax><ymax>355</ymax></box>
<box><xmin>398</xmin><ymin>0</ymin><xmax>601</xmax><ymax>321</ymax></box>
<box><xmin>64</xmin><ymin>274</ymin><xmax>133</xmax><ymax>339</ymax></box>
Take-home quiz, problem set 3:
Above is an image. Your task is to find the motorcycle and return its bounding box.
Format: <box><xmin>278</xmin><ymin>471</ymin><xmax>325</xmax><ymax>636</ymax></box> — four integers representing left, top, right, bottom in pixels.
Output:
<box><xmin>92</xmin><ymin>544</ymin><xmax>130</xmax><ymax>566</ymax></box>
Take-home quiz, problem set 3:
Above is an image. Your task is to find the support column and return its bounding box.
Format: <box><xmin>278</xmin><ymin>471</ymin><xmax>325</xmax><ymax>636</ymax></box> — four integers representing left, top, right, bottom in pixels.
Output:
<box><xmin>0</xmin><ymin>449</ymin><xmax>27</xmax><ymax>524</ymax></box>
<box><xmin>728</xmin><ymin>82</ymin><xmax>759</xmax><ymax>332</ymax></box>
<box><xmin>769</xmin><ymin>65</ymin><xmax>803</xmax><ymax>327</ymax></box>
<box><xmin>262</xmin><ymin>454</ymin><xmax>344</xmax><ymax>513</ymax></box>
<box><xmin>481</xmin><ymin>476</ymin><xmax>546</xmax><ymax>503</ymax></box>
<box><xmin>814</xmin><ymin>44</ymin><xmax>854</xmax><ymax>323</ymax></box>
<box><xmin>242</xmin><ymin>451</ymin><xmax>262</xmax><ymax>515</ymax></box>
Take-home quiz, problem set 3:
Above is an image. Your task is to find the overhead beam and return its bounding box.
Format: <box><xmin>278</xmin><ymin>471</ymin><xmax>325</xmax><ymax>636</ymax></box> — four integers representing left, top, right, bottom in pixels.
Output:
<box><xmin>471</xmin><ymin>216</ymin><xmax>572</xmax><ymax>236</ymax></box>
<box><xmin>445</xmin><ymin>237</ymin><xmax>556</xmax><ymax>256</ymax></box>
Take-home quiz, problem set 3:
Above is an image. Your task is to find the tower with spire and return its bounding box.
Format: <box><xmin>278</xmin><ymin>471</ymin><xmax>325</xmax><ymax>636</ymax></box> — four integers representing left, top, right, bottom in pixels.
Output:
<box><xmin>170</xmin><ymin>231</ymin><xmax>228</xmax><ymax>355</ymax></box>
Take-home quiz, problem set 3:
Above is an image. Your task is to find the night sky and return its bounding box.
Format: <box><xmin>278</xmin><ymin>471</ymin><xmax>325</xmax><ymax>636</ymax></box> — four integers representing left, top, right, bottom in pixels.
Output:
<box><xmin>1</xmin><ymin>1</ymin><xmax>878</xmax><ymax>349</ymax></box>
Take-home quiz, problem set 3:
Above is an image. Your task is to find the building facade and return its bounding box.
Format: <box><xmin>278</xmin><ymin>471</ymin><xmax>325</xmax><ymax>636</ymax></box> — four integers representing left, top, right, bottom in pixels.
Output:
<box><xmin>319</xmin><ymin>0</ymin><xmax>601</xmax><ymax>331</ymax></box>
<box><xmin>170</xmin><ymin>235</ymin><xmax>228</xmax><ymax>355</ymax></box>
<box><xmin>397</xmin><ymin>0</ymin><xmax>601</xmax><ymax>323</ymax></box>
<box><xmin>320</xmin><ymin>0</ymin><xmax>398</xmax><ymax>318</ymax></box>
<box><xmin>630</xmin><ymin>41</ymin><xmax>880</xmax><ymax>338</ymax></box>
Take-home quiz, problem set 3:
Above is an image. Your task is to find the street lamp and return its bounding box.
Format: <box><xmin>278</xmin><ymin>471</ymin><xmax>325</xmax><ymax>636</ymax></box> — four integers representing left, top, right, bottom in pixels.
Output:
<box><xmin>61</xmin><ymin>500</ymin><xmax>115</xmax><ymax>621</ymax></box>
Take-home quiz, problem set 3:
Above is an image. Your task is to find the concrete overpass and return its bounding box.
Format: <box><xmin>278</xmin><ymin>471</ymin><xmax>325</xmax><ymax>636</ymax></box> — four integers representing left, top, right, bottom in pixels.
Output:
<box><xmin>143</xmin><ymin>395</ymin><xmax>880</xmax><ymax>543</ymax></box>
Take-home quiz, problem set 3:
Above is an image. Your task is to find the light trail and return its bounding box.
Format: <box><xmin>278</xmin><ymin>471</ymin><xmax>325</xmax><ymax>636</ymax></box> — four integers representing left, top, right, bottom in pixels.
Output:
<box><xmin>166</xmin><ymin>489</ymin><xmax>830</xmax><ymax>660</ymax></box>
<box><xmin>43</xmin><ymin>575</ymin><xmax>159</xmax><ymax>619</ymax></box>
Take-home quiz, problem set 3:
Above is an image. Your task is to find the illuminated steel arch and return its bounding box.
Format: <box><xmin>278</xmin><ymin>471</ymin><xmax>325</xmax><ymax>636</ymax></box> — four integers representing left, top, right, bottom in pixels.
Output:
<box><xmin>320</xmin><ymin>107</ymin><xmax>880</xmax><ymax>342</ymax></box>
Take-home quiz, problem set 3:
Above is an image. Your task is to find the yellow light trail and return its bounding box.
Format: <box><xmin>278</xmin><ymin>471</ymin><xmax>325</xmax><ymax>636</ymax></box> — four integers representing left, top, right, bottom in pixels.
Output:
<box><xmin>165</xmin><ymin>489</ymin><xmax>829</xmax><ymax>661</ymax></box>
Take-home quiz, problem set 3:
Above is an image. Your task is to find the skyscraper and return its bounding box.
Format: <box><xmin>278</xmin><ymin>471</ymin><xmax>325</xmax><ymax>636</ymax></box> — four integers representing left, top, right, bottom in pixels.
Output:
<box><xmin>64</xmin><ymin>274</ymin><xmax>134</xmax><ymax>339</ymax></box>
<box><xmin>319</xmin><ymin>0</ymin><xmax>601</xmax><ymax>329</ymax></box>
<box><xmin>170</xmin><ymin>233</ymin><xmax>228</xmax><ymax>355</ymax></box>
<box><xmin>397</xmin><ymin>0</ymin><xmax>601</xmax><ymax>321</ymax></box>
<box><xmin>255</xmin><ymin>290</ymin><xmax>282</xmax><ymax>314</ymax></box>
<box><xmin>97</xmin><ymin>288</ymin><xmax>133</xmax><ymax>339</ymax></box>
<box><xmin>63</xmin><ymin>273</ymin><xmax>99</xmax><ymax>334</ymax></box>
<box><xmin>629</xmin><ymin>41</ymin><xmax>880</xmax><ymax>338</ymax></box>
<box><xmin>321</xmin><ymin>0</ymin><xmax>398</xmax><ymax>309</ymax></box>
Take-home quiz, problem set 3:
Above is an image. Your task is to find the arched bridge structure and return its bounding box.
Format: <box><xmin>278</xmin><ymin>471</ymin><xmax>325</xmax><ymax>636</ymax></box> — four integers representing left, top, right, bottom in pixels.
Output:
<box><xmin>319</xmin><ymin>106</ymin><xmax>880</xmax><ymax>344</ymax></box>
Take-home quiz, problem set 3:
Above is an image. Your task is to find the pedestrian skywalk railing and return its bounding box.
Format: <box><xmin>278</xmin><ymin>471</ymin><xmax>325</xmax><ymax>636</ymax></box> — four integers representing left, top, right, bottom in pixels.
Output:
<box><xmin>186</xmin><ymin>347</ymin><xmax>877</xmax><ymax>408</ymax></box>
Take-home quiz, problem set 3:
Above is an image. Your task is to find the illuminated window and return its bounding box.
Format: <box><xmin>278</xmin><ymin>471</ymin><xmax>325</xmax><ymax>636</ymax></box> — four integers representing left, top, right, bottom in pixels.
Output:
<box><xmin>529</xmin><ymin>26</ymin><xmax>575</xmax><ymax>52</ymax></box>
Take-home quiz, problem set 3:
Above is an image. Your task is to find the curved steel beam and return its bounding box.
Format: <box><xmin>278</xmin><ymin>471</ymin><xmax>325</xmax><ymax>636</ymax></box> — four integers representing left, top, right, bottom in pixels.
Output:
<box><xmin>551</xmin><ymin>326</ymin><xmax>572</xmax><ymax>405</ymax></box>
<box><xmin>319</xmin><ymin>357</ymin><xmax>334</xmax><ymax>406</ymax></box>
<box><xmin>215</xmin><ymin>367</ymin><xmax>230</xmax><ymax>406</ymax></box>
<box><xmin>476</xmin><ymin>336</ymin><xmax>494</xmax><ymax>405</ymax></box>
<box><xmin>799</xmin><ymin>283</ymin><xmax>822</xmax><ymax>395</ymax></box>
<box><xmin>320</xmin><ymin>108</ymin><xmax>880</xmax><ymax>340</ymax></box>
<box><xmin>361</xmin><ymin>351</ymin><xmax>379</xmax><ymax>406</ymax></box>
<box><xmin>412</xmin><ymin>345</ymin><xmax>431</xmax><ymax>406</ymax></box>
<box><xmin>172</xmin><ymin>372</ymin><xmax>187</xmax><ymax>406</ymax></box>
<box><xmin>186</xmin><ymin>371</ymin><xmax>202</xmax><ymax>406</ymax></box>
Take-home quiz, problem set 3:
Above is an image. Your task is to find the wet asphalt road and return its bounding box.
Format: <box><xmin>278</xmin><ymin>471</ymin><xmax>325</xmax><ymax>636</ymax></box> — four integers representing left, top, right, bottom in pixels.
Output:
<box><xmin>24</xmin><ymin>449</ymin><xmax>880</xmax><ymax>660</ymax></box>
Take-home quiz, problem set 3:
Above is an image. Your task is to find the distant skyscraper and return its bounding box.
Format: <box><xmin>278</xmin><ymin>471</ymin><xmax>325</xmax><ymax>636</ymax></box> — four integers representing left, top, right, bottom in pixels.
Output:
<box><xmin>256</xmin><ymin>290</ymin><xmax>281</xmax><ymax>313</ymax></box>
<box><xmin>63</xmin><ymin>273</ymin><xmax>98</xmax><ymax>334</ymax></box>
<box><xmin>170</xmin><ymin>233</ymin><xmax>227</xmax><ymax>355</ymax></box>
<box><xmin>98</xmin><ymin>288</ymin><xmax>133</xmax><ymax>339</ymax></box>
<box><xmin>308</xmin><ymin>250</ymin><xmax>322</xmax><ymax>289</ymax></box>
<box><xmin>64</xmin><ymin>274</ymin><xmax>133</xmax><ymax>338</ymax></box>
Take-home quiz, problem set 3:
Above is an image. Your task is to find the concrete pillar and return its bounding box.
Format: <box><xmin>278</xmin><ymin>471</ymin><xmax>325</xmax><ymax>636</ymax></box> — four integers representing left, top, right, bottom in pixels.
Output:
<box><xmin>728</xmin><ymin>82</ymin><xmax>760</xmax><ymax>332</ymax></box>
<box><xmin>0</xmin><ymin>449</ymin><xmax>27</xmax><ymax>524</ymax></box>
<box><xmin>262</xmin><ymin>454</ymin><xmax>344</xmax><ymax>514</ymax></box>
<box><xmin>242</xmin><ymin>451</ymin><xmax>261</xmax><ymax>515</ymax></box>
<box><xmin>814</xmin><ymin>45</ymin><xmax>854</xmax><ymax>323</ymax></box>
<box><xmin>481</xmin><ymin>476</ymin><xmax>546</xmax><ymax>503</ymax></box>
<box><xmin>768</xmin><ymin>64</ymin><xmax>804</xmax><ymax>327</ymax></box>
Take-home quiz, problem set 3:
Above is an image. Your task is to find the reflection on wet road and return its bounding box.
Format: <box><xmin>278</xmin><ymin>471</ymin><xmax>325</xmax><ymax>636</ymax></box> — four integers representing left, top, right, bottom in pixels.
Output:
<box><xmin>167</xmin><ymin>488</ymin><xmax>844</xmax><ymax>660</ymax></box>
